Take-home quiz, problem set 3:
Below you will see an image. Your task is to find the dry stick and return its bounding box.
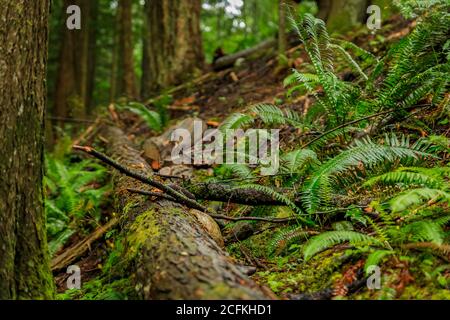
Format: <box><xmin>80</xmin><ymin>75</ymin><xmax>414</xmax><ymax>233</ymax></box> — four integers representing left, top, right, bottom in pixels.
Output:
<box><xmin>73</xmin><ymin>145</ymin><xmax>208</xmax><ymax>212</ymax></box>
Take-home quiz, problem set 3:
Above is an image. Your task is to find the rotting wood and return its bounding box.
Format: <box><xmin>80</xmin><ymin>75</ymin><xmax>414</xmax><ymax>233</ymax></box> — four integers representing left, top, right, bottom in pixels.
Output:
<box><xmin>89</xmin><ymin>126</ymin><xmax>272</xmax><ymax>299</ymax></box>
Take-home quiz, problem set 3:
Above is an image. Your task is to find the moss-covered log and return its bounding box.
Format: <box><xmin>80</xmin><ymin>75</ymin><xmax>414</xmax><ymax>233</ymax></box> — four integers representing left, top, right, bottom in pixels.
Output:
<box><xmin>103</xmin><ymin>126</ymin><xmax>270</xmax><ymax>300</ymax></box>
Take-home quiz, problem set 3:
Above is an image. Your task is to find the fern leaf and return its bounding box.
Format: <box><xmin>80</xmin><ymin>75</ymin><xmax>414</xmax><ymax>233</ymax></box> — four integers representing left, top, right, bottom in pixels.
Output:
<box><xmin>389</xmin><ymin>188</ymin><xmax>450</xmax><ymax>213</ymax></box>
<box><xmin>280</xmin><ymin>149</ymin><xmax>319</xmax><ymax>175</ymax></box>
<box><xmin>364</xmin><ymin>250</ymin><xmax>395</xmax><ymax>275</ymax></box>
<box><xmin>125</xmin><ymin>102</ymin><xmax>163</xmax><ymax>132</ymax></box>
<box><xmin>220</xmin><ymin>113</ymin><xmax>254</xmax><ymax>132</ymax></box>
<box><xmin>303</xmin><ymin>231</ymin><xmax>381</xmax><ymax>261</ymax></box>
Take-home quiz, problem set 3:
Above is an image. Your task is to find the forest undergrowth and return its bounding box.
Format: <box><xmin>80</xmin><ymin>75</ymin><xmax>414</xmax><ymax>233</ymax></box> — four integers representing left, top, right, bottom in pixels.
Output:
<box><xmin>49</xmin><ymin>2</ymin><xmax>449</xmax><ymax>300</ymax></box>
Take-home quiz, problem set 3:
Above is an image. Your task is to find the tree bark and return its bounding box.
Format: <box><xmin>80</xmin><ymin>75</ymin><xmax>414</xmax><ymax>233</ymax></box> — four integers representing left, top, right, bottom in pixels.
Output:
<box><xmin>317</xmin><ymin>0</ymin><xmax>332</xmax><ymax>21</ymax></box>
<box><xmin>118</xmin><ymin>0</ymin><xmax>138</xmax><ymax>100</ymax></box>
<box><xmin>54</xmin><ymin>0</ymin><xmax>77</xmax><ymax>123</ymax></box>
<box><xmin>0</xmin><ymin>0</ymin><xmax>55</xmax><ymax>299</ymax></box>
<box><xmin>325</xmin><ymin>0</ymin><xmax>369</xmax><ymax>33</ymax></box>
<box><xmin>278</xmin><ymin>0</ymin><xmax>288</xmax><ymax>57</ymax></box>
<box><xmin>54</xmin><ymin>0</ymin><xmax>97</xmax><ymax>120</ymax></box>
<box><xmin>141</xmin><ymin>0</ymin><xmax>204</xmax><ymax>99</ymax></box>
<box><xmin>102</xmin><ymin>126</ymin><xmax>270</xmax><ymax>300</ymax></box>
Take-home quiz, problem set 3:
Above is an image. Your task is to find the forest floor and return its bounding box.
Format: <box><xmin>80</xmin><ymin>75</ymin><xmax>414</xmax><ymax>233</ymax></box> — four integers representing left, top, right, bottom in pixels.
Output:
<box><xmin>53</xmin><ymin>14</ymin><xmax>450</xmax><ymax>300</ymax></box>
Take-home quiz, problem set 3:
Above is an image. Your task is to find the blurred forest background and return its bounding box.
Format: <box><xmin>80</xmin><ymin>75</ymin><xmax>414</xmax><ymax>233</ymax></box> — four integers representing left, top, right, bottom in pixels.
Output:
<box><xmin>46</xmin><ymin>0</ymin><xmax>392</xmax><ymax>140</ymax></box>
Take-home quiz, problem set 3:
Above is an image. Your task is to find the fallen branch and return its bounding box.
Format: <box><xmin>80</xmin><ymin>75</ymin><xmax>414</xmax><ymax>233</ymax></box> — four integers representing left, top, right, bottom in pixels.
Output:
<box><xmin>127</xmin><ymin>188</ymin><xmax>300</xmax><ymax>224</ymax></box>
<box><xmin>51</xmin><ymin>218</ymin><xmax>119</xmax><ymax>272</ymax></box>
<box><xmin>73</xmin><ymin>145</ymin><xmax>208</xmax><ymax>213</ymax></box>
<box><xmin>213</xmin><ymin>38</ymin><xmax>277</xmax><ymax>70</ymax></box>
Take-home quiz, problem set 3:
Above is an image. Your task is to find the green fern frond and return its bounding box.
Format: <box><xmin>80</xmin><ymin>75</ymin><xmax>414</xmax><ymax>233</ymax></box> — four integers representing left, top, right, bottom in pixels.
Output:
<box><xmin>268</xmin><ymin>226</ymin><xmax>311</xmax><ymax>256</ymax></box>
<box><xmin>400</xmin><ymin>220</ymin><xmax>445</xmax><ymax>245</ymax></box>
<box><xmin>389</xmin><ymin>188</ymin><xmax>450</xmax><ymax>213</ymax></box>
<box><xmin>251</xmin><ymin>104</ymin><xmax>303</xmax><ymax>127</ymax></box>
<box><xmin>330</xmin><ymin>43</ymin><xmax>368</xmax><ymax>80</ymax></box>
<box><xmin>364</xmin><ymin>171</ymin><xmax>444</xmax><ymax>189</ymax></box>
<box><xmin>280</xmin><ymin>149</ymin><xmax>319</xmax><ymax>175</ymax></box>
<box><xmin>307</xmin><ymin>126</ymin><xmax>358</xmax><ymax>151</ymax></box>
<box><xmin>233</xmin><ymin>184</ymin><xmax>308</xmax><ymax>221</ymax></box>
<box><xmin>303</xmin><ymin>231</ymin><xmax>381</xmax><ymax>261</ymax></box>
<box><xmin>302</xmin><ymin>136</ymin><xmax>432</xmax><ymax>213</ymax></box>
<box><xmin>220</xmin><ymin>113</ymin><xmax>255</xmax><ymax>131</ymax></box>
<box><xmin>124</xmin><ymin>102</ymin><xmax>163</xmax><ymax>133</ymax></box>
<box><xmin>220</xmin><ymin>163</ymin><xmax>255</xmax><ymax>180</ymax></box>
<box><xmin>364</xmin><ymin>250</ymin><xmax>395</xmax><ymax>275</ymax></box>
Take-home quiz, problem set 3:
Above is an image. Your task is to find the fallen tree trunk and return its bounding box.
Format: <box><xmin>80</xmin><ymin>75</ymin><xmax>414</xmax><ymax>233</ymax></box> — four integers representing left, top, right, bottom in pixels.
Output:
<box><xmin>100</xmin><ymin>126</ymin><xmax>271</xmax><ymax>300</ymax></box>
<box><xmin>212</xmin><ymin>32</ymin><xmax>301</xmax><ymax>71</ymax></box>
<box><xmin>213</xmin><ymin>38</ymin><xmax>276</xmax><ymax>71</ymax></box>
<box><xmin>188</xmin><ymin>182</ymin><xmax>291</xmax><ymax>206</ymax></box>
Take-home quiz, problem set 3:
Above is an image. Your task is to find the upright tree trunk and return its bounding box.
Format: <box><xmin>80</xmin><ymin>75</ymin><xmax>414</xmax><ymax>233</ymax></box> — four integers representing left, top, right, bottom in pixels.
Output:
<box><xmin>0</xmin><ymin>0</ymin><xmax>55</xmax><ymax>299</ymax></box>
<box><xmin>54</xmin><ymin>0</ymin><xmax>77</xmax><ymax>123</ymax></box>
<box><xmin>278</xmin><ymin>0</ymin><xmax>288</xmax><ymax>57</ymax></box>
<box><xmin>86</xmin><ymin>0</ymin><xmax>99</xmax><ymax>115</ymax></box>
<box><xmin>54</xmin><ymin>0</ymin><xmax>97</xmax><ymax>121</ymax></box>
<box><xmin>324</xmin><ymin>0</ymin><xmax>369</xmax><ymax>33</ymax></box>
<box><xmin>118</xmin><ymin>0</ymin><xmax>138</xmax><ymax>100</ymax></box>
<box><xmin>141</xmin><ymin>0</ymin><xmax>204</xmax><ymax>99</ymax></box>
<box><xmin>317</xmin><ymin>0</ymin><xmax>332</xmax><ymax>21</ymax></box>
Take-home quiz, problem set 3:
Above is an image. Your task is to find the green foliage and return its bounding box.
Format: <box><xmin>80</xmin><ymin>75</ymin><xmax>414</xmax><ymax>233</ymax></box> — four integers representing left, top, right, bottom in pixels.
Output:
<box><xmin>284</xmin><ymin>9</ymin><xmax>450</xmax><ymax>130</ymax></box>
<box><xmin>268</xmin><ymin>226</ymin><xmax>311</xmax><ymax>256</ymax></box>
<box><xmin>303</xmin><ymin>231</ymin><xmax>381</xmax><ymax>261</ymax></box>
<box><xmin>301</xmin><ymin>135</ymin><xmax>432</xmax><ymax>213</ymax></box>
<box><xmin>364</xmin><ymin>167</ymin><xmax>450</xmax><ymax>189</ymax></box>
<box><xmin>233</xmin><ymin>184</ymin><xmax>306</xmax><ymax>219</ymax></box>
<box><xmin>119</xmin><ymin>102</ymin><xmax>164</xmax><ymax>133</ymax></box>
<box><xmin>389</xmin><ymin>188</ymin><xmax>450</xmax><ymax>213</ymax></box>
<box><xmin>280</xmin><ymin>149</ymin><xmax>319</xmax><ymax>175</ymax></box>
<box><xmin>219</xmin><ymin>112</ymin><xmax>255</xmax><ymax>131</ymax></box>
<box><xmin>394</xmin><ymin>0</ymin><xmax>450</xmax><ymax>18</ymax></box>
<box><xmin>251</xmin><ymin>104</ymin><xmax>303</xmax><ymax>128</ymax></box>
<box><xmin>364</xmin><ymin>250</ymin><xmax>395</xmax><ymax>274</ymax></box>
<box><xmin>44</xmin><ymin>154</ymin><xmax>110</xmax><ymax>256</ymax></box>
<box><xmin>220</xmin><ymin>103</ymin><xmax>304</xmax><ymax>131</ymax></box>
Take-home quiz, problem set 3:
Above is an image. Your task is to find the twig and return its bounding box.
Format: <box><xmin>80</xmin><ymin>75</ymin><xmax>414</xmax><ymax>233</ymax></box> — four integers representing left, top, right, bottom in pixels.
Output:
<box><xmin>73</xmin><ymin>145</ymin><xmax>208</xmax><ymax>212</ymax></box>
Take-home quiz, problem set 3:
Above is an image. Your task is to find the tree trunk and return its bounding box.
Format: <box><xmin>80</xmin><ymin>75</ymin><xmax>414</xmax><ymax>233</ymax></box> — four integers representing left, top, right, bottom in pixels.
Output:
<box><xmin>86</xmin><ymin>0</ymin><xmax>99</xmax><ymax>115</ymax></box>
<box><xmin>118</xmin><ymin>0</ymin><xmax>138</xmax><ymax>100</ymax></box>
<box><xmin>278</xmin><ymin>0</ymin><xmax>288</xmax><ymax>57</ymax></box>
<box><xmin>0</xmin><ymin>0</ymin><xmax>55</xmax><ymax>299</ymax></box>
<box><xmin>54</xmin><ymin>0</ymin><xmax>96</xmax><ymax>120</ymax></box>
<box><xmin>141</xmin><ymin>0</ymin><xmax>204</xmax><ymax>99</ymax></box>
<box><xmin>317</xmin><ymin>0</ymin><xmax>332</xmax><ymax>21</ymax></box>
<box><xmin>325</xmin><ymin>0</ymin><xmax>369</xmax><ymax>33</ymax></box>
<box><xmin>54</xmin><ymin>0</ymin><xmax>77</xmax><ymax>124</ymax></box>
<box><xmin>102</xmin><ymin>126</ymin><xmax>270</xmax><ymax>300</ymax></box>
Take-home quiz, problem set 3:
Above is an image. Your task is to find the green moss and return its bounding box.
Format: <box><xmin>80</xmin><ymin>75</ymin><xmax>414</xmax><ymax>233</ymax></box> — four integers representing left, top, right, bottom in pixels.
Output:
<box><xmin>126</xmin><ymin>209</ymin><xmax>161</xmax><ymax>259</ymax></box>
<box><xmin>57</xmin><ymin>277</ymin><xmax>137</xmax><ymax>300</ymax></box>
<box><xmin>253</xmin><ymin>249</ymin><xmax>351</xmax><ymax>295</ymax></box>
